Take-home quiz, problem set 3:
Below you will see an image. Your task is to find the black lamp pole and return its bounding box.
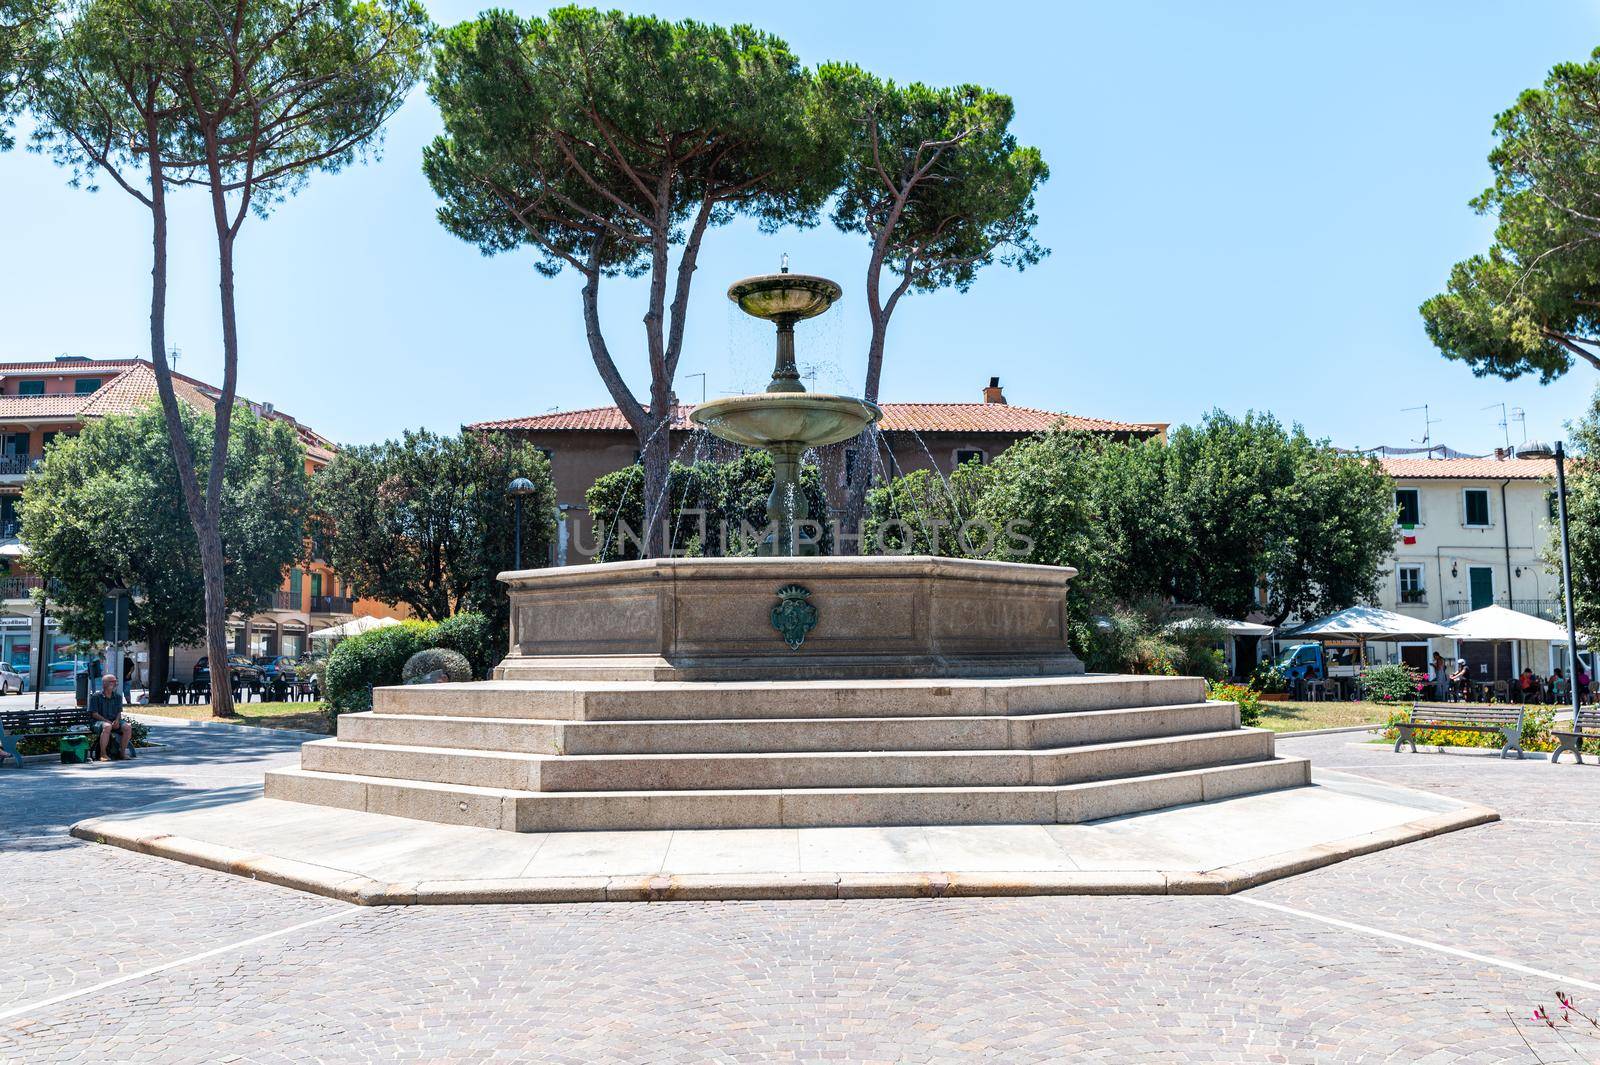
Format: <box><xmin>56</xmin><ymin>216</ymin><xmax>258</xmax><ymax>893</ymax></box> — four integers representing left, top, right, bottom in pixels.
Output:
<box><xmin>507</xmin><ymin>477</ymin><xmax>536</xmax><ymax>570</ymax></box>
<box><xmin>1555</xmin><ymin>441</ymin><xmax>1582</xmax><ymax>721</ymax></box>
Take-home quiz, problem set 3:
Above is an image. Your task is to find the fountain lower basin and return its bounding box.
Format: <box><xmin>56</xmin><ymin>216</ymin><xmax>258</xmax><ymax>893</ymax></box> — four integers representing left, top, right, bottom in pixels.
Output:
<box><xmin>690</xmin><ymin>392</ymin><xmax>881</xmax><ymax>450</ymax></box>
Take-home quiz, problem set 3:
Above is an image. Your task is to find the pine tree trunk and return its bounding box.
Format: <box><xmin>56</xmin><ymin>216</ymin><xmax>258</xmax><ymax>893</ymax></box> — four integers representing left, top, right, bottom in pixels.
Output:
<box><xmin>145</xmin><ymin>628</ymin><xmax>170</xmax><ymax>701</ymax></box>
<box><xmin>839</xmin><ymin>314</ymin><xmax>891</xmax><ymax>552</ymax></box>
<box><xmin>200</xmin><ymin>204</ymin><xmax>242</xmax><ymax>717</ymax></box>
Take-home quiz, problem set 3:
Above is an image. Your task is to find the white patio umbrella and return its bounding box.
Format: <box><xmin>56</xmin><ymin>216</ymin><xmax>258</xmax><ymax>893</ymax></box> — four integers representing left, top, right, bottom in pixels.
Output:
<box><xmin>1440</xmin><ymin>605</ymin><xmax>1585</xmax><ymax>684</ymax></box>
<box><xmin>1168</xmin><ymin>617</ymin><xmax>1275</xmax><ymax>637</ymax></box>
<box><xmin>1283</xmin><ymin>606</ymin><xmax>1452</xmax><ymax>643</ymax></box>
<box><xmin>309</xmin><ymin>615</ymin><xmax>400</xmax><ymax>642</ymax></box>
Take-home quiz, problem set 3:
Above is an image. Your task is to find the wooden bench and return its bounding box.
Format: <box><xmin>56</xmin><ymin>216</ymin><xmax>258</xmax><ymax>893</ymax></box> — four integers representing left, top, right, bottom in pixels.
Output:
<box><xmin>0</xmin><ymin>707</ymin><xmax>95</xmax><ymax>768</ymax></box>
<box><xmin>1394</xmin><ymin>702</ymin><xmax>1525</xmax><ymax>759</ymax></box>
<box><xmin>1552</xmin><ymin>707</ymin><xmax>1600</xmax><ymax>765</ymax></box>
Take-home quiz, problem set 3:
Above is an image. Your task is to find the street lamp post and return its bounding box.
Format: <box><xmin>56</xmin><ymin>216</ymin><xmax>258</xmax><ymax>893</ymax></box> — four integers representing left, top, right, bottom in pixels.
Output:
<box><xmin>1554</xmin><ymin>441</ymin><xmax>1582</xmax><ymax>722</ymax></box>
<box><xmin>507</xmin><ymin>477</ymin><xmax>536</xmax><ymax>570</ymax></box>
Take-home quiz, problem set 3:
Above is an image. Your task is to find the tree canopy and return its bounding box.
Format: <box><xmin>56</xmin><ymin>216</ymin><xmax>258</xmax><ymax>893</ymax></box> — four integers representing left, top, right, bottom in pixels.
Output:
<box><xmin>310</xmin><ymin>429</ymin><xmax>555</xmax><ymax>635</ymax></box>
<box><xmin>1549</xmin><ymin>388</ymin><xmax>1600</xmax><ymax>635</ymax></box>
<box><xmin>1421</xmin><ymin>49</ymin><xmax>1600</xmax><ymax>380</ymax></box>
<box><xmin>865</xmin><ymin>414</ymin><xmax>1397</xmax><ymax>644</ymax></box>
<box><xmin>424</xmin><ymin>6</ymin><xmax>841</xmax><ymax>554</ymax></box>
<box><xmin>19</xmin><ymin>402</ymin><xmax>307</xmax><ymax>693</ymax></box>
<box><xmin>0</xmin><ymin>0</ymin><xmax>48</xmax><ymax>150</ymax></box>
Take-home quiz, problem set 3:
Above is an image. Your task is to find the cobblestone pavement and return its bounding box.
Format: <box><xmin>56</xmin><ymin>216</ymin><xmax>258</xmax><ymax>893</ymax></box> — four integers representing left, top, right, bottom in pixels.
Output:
<box><xmin>2</xmin><ymin>723</ymin><xmax>1597</xmax><ymax>1063</ymax></box>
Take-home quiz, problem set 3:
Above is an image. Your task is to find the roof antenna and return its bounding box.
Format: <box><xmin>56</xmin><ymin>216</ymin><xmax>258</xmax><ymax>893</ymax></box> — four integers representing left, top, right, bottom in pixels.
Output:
<box><xmin>780</xmin><ymin>252</ymin><xmax>789</xmax><ymax>275</ymax></box>
<box><xmin>1401</xmin><ymin>403</ymin><xmax>1440</xmax><ymax>448</ymax></box>
<box><xmin>167</xmin><ymin>344</ymin><xmax>181</xmax><ymax>371</ymax></box>
<box><xmin>1481</xmin><ymin>401</ymin><xmax>1509</xmax><ymax>449</ymax></box>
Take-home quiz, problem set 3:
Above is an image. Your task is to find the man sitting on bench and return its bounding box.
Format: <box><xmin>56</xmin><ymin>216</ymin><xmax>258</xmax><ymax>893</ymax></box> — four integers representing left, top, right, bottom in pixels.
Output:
<box><xmin>89</xmin><ymin>673</ymin><xmax>133</xmax><ymax>761</ymax></box>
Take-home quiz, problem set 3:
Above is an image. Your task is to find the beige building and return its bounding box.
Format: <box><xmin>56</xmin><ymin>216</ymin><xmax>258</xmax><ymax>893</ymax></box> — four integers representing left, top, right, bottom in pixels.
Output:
<box><xmin>1371</xmin><ymin>450</ymin><xmax>1574</xmax><ymax>678</ymax></box>
<box><xmin>469</xmin><ymin>378</ymin><xmax>1166</xmax><ymax>565</ymax></box>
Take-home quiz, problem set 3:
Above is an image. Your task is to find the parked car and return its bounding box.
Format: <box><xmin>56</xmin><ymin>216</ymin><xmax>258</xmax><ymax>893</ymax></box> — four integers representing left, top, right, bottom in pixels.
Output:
<box><xmin>0</xmin><ymin>662</ymin><xmax>24</xmax><ymax>693</ymax></box>
<box><xmin>193</xmin><ymin>654</ymin><xmax>264</xmax><ymax>689</ymax></box>
<box><xmin>251</xmin><ymin>655</ymin><xmax>299</xmax><ymax>680</ymax></box>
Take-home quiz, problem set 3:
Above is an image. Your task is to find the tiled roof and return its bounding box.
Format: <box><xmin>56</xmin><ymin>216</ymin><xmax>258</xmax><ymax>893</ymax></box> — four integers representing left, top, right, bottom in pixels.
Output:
<box><xmin>471</xmin><ymin>402</ymin><xmax>1164</xmax><ymax>436</ymax></box>
<box><xmin>1381</xmin><ymin>457</ymin><xmax>1556</xmax><ymax>480</ymax></box>
<box><xmin>0</xmin><ymin>358</ymin><xmax>337</xmax><ymax>460</ymax></box>
<box><xmin>78</xmin><ymin>363</ymin><xmax>215</xmax><ymax>417</ymax></box>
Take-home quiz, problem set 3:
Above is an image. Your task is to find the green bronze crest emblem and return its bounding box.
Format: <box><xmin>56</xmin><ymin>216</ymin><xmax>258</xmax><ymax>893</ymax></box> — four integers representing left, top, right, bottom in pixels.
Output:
<box><xmin>770</xmin><ymin>584</ymin><xmax>817</xmax><ymax>650</ymax></box>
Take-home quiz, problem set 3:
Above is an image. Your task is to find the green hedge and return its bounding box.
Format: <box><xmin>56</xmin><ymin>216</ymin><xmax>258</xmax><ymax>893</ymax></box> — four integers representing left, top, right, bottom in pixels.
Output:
<box><xmin>322</xmin><ymin>612</ymin><xmax>500</xmax><ymax>715</ymax></box>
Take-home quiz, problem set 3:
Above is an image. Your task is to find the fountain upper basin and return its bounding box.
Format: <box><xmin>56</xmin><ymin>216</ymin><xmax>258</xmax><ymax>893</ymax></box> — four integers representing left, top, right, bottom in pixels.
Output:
<box><xmin>691</xmin><ymin>393</ymin><xmax>882</xmax><ymax>450</ymax></box>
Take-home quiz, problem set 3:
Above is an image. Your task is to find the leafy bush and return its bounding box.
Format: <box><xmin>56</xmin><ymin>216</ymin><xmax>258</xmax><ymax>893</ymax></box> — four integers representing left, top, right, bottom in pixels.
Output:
<box><xmin>1208</xmin><ymin>680</ymin><xmax>1262</xmax><ymax>727</ymax></box>
<box><xmin>1361</xmin><ymin>663</ymin><xmax>1425</xmax><ymax>704</ymax></box>
<box><xmin>402</xmin><ymin>648</ymin><xmax>473</xmax><ymax>684</ymax></box>
<box><xmin>1252</xmin><ymin>660</ymin><xmax>1287</xmax><ymax>694</ymax></box>
<box><xmin>429</xmin><ymin>611</ymin><xmax>497</xmax><ymax>679</ymax></box>
<box><xmin>323</xmin><ymin>620</ymin><xmax>437</xmax><ymax>715</ymax></box>
<box><xmin>1082</xmin><ymin>605</ymin><xmax>1225</xmax><ymax>679</ymax></box>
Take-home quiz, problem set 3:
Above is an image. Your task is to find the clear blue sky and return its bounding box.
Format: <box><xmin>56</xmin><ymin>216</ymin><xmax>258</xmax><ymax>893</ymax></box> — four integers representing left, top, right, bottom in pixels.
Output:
<box><xmin>3</xmin><ymin>0</ymin><xmax>1598</xmax><ymax>452</ymax></box>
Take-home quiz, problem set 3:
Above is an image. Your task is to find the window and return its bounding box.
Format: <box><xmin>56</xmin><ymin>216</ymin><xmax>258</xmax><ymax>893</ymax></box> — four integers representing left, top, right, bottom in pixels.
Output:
<box><xmin>1397</xmin><ymin>565</ymin><xmax>1425</xmax><ymax>604</ymax></box>
<box><xmin>72</xmin><ymin>378</ymin><xmax>101</xmax><ymax>395</ymax></box>
<box><xmin>17</xmin><ymin>380</ymin><xmax>43</xmax><ymax>396</ymax></box>
<box><xmin>310</xmin><ymin>572</ymin><xmax>323</xmax><ymax>599</ymax></box>
<box><xmin>1394</xmin><ymin>488</ymin><xmax>1420</xmax><ymax>526</ymax></box>
<box><xmin>954</xmin><ymin>449</ymin><xmax>985</xmax><ymax>466</ymax></box>
<box><xmin>0</xmin><ymin>495</ymin><xmax>17</xmax><ymax>533</ymax></box>
<box><xmin>1463</xmin><ymin>488</ymin><xmax>1490</xmax><ymax>527</ymax></box>
<box><xmin>289</xmin><ymin>568</ymin><xmax>303</xmax><ymax>600</ymax></box>
<box><xmin>2</xmin><ymin>433</ymin><xmax>26</xmax><ymax>458</ymax></box>
<box><xmin>40</xmin><ymin>432</ymin><xmax>57</xmax><ymax>453</ymax></box>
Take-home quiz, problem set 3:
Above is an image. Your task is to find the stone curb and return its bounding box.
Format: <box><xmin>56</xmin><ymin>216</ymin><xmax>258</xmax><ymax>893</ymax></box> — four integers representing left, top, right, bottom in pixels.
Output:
<box><xmin>1274</xmin><ymin>724</ymin><xmax>1381</xmax><ymax>738</ymax></box>
<box><xmin>69</xmin><ymin>803</ymin><xmax>1499</xmax><ymax>906</ymax></box>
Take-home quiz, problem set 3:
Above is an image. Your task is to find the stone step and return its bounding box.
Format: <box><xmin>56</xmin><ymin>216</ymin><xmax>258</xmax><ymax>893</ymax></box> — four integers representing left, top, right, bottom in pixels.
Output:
<box><xmin>262</xmin><ymin>756</ymin><xmax>1312</xmax><ymax>832</ymax></box>
<box><xmin>296</xmin><ymin>728</ymin><xmax>1276</xmax><ymax>793</ymax></box>
<box><xmin>336</xmin><ymin>701</ymin><xmax>1240</xmax><ymax>756</ymax></box>
<box><xmin>371</xmin><ymin>674</ymin><xmax>1208</xmax><ymax>722</ymax></box>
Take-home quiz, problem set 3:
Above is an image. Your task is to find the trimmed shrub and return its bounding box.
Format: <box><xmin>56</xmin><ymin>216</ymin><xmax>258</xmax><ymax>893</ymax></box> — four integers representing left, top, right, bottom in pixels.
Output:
<box><xmin>402</xmin><ymin>648</ymin><xmax>473</xmax><ymax>684</ymax></box>
<box><xmin>1361</xmin><ymin>663</ymin><xmax>1425</xmax><ymax>704</ymax></box>
<box><xmin>430</xmin><ymin>612</ymin><xmax>497</xmax><ymax>679</ymax></box>
<box><xmin>323</xmin><ymin>620</ymin><xmax>437</xmax><ymax>715</ymax></box>
<box><xmin>1207</xmin><ymin>680</ymin><xmax>1262</xmax><ymax>728</ymax></box>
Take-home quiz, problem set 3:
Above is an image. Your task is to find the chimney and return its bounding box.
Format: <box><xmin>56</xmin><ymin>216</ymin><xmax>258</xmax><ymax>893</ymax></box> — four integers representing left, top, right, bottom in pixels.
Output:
<box><xmin>1494</xmin><ymin>447</ymin><xmax>1505</xmax><ymax>460</ymax></box>
<box><xmin>982</xmin><ymin>376</ymin><xmax>1007</xmax><ymax>404</ymax></box>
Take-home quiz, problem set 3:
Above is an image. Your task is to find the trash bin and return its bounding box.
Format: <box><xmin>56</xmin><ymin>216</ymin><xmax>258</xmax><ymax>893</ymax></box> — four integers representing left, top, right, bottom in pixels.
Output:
<box><xmin>74</xmin><ymin>671</ymin><xmax>89</xmax><ymax>708</ymax></box>
<box><xmin>59</xmin><ymin>734</ymin><xmax>91</xmax><ymax>764</ymax></box>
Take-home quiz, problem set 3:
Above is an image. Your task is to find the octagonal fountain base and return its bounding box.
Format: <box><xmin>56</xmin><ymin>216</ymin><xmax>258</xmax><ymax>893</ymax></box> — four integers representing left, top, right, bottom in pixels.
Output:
<box><xmin>495</xmin><ymin>556</ymin><xmax>1086</xmax><ymax>682</ymax></box>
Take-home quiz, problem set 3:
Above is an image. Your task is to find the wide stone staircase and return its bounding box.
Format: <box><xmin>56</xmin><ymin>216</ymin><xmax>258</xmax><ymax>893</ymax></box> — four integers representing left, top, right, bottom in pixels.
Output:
<box><xmin>264</xmin><ymin>674</ymin><xmax>1310</xmax><ymax>833</ymax></box>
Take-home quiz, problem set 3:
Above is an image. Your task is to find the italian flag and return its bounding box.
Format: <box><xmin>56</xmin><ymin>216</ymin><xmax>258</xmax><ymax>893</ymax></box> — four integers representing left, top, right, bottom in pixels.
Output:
<box><xmin>1400</xmin><ymin>523</ymin><xmax>1416</xmax><ymax>546</ymax></box>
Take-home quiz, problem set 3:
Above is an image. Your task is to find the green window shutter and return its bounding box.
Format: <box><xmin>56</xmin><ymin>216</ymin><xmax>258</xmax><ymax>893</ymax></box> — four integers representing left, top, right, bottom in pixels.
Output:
<box><xmin>18</xmin><ymin>380</ymin><xmax>43</xmax><ymax>396</ymax></box>
<box><xmin>289</xmin><ymin>568</ymin><xmax>302</xmax><ymax>599</ymax></box>
<box><xmin>73</xmin><ymin>378</ymin><xmax>101</xmax><ymax>395</ymax></box>
<box><xmin>310</xmin><ymin>573</ymin><xmax>322</xmax><ymax>599</ymax></box>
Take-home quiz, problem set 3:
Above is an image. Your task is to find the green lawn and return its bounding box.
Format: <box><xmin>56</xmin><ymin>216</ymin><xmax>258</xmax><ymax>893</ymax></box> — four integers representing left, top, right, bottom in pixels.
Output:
<box><xmin>134</xmin><ymin>701</ymin><xmax>333</xmax><ymax>735</ymax></box>
<box><xmin>1255</xmin><ymin>699</ymin><xmax>1390</xmax><ymax>734</ymax></box>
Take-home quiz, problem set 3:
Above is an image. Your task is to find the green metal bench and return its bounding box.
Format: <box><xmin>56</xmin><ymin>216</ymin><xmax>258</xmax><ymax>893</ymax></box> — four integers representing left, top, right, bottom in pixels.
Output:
<box><xmin>0</xmin><ymin>707</ymin><xmax>95</xmax><ymax>768</ymax></box>
<box><xmin>1394</xmin><ymin>703</ymin><xmax>1525</xmax><ymax>759</ymax></box>
<box><xmin>1551</xmin><ymin>707</ymin><xmax>1600</xmax><ymax>765</ymax></box>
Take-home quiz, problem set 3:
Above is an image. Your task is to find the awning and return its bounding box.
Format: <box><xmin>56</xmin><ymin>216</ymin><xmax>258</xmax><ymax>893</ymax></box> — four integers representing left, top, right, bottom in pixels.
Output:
<box><xmin>1170</xmin><ymin>616</ymin><xmax>1274</xmax><ymax>637</ymax></box>
<box><xmin>0</xmin><ymin>541</ymin><xmax>27</xmax><ymax>559</ymax></box>
<box><xmin>1440</xmin><ymin>604</ymin><xmax>1586</xmax><ymax>644</ymax></box>
<box><xmin>1282</xmin><ymin>606</ymin><xmax>1452</xmax><ymax>643</ymax></box>
<box><xmin>309</xmin><ymin>615</ymin><xmax>400</xmax><ymax>641</ymax></box>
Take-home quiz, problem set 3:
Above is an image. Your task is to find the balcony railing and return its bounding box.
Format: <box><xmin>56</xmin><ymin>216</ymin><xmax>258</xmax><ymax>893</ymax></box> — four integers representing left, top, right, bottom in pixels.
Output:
<box><xmin>0</xmin><ymin>575</ymin><xmax>45</xmax><ymax>600</ymax></box>
<box><xmin>1444</xmin><ymin>596</ymin><xmax>1565</xmax><ymax>622</ymax></box>
<box><xmin>273</xmin><ymin>589</ymin><xmax>299</xmax><ymax>610</ymax></box>
<box><xmin>310</xmin><ymin>595</ymin><xmax>353</xmax><ymax>614</ymax></box>
<box><xmin>0</xmin><ymin>454</ymin><xmax>36</xmax><ymax>477</ymax></box>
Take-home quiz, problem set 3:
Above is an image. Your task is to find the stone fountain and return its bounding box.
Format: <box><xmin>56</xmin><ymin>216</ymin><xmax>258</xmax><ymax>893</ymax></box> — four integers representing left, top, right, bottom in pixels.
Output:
<box><xmin>256</xmin><ymin>267</ymin><xmax>1311</xmax><ymax>842</ymax></box>
<box><xmin>690</xmin><ymin>270</ymin><xmax>881</xmax><ymax>556</ymax></box>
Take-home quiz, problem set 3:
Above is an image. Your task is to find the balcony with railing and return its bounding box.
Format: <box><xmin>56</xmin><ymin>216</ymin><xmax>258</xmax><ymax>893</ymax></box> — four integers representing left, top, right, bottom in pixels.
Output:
<box><xmin>310</xmin><ymin>594</ymin><xmax>353</xmax><ymax>614</ymax></box>
<box><xmin>1444</xmin><ymin>597</ymin><xmax>1564</xmax><ymax>622</ymax></box>
<box><xmin>0</xmin><ymin>454</ymin><xmax>37</xmax><ymax>480</ymax></box>
<box><xmin>273</xmin><ymin>589</ymin><xmax>300</xmax><ymax>611</ymax></box>
<box><xmin>0</xmin><ymin>574</ymin><xmax>45</xmax><ymax>600</ymax></box>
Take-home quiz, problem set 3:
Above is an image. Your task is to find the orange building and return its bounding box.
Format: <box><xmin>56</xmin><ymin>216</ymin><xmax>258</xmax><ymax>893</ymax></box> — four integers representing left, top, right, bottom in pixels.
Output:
<box><xmin>0</xmin><ymin>355</ymin><xmax>395</xmax><ymax>688</ymax></box>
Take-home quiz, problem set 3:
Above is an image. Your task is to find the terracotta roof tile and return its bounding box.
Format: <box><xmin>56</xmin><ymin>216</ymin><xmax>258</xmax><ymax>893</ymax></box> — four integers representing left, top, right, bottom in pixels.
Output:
<box><xmin>78</xmin><ymin>363</ymin><xmax>214</xmax><ymax>417</ymax></box>
<box><xmin>1381</xmin><ymin>457</ymin><xmax>1556</xmax><ymax>480</ymax></box>
<box><xmin>0</xmin><ymin>358</ymin><xmax>143</xmax><ymax>377</ymax></box>
<box><xmin>0</xmin><ymin>393</ymin><xmax>91</xmax><ymax>418</ymax></box>
<box><xmin>471</xmin><ymin>402</ymin><xmax>1164</xmax><ymax>437</ymax></box>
